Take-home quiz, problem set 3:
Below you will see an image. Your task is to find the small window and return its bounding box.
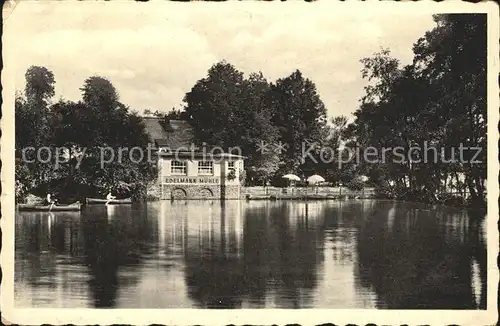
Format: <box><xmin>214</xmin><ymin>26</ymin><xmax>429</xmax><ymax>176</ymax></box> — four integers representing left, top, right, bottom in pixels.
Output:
<box><xmin>228</xmin><ymin>161</ymin><xmax>236</xmax><ymax>173</ymax></box>
<box><xmin>171</xmin><ymin>160</ymin><xmax>187</xmax><ymax>175</ymax></box>
<box><xmin>198</xmin><ymin>161</ymin><xmax>213</xmax><ymax>175</ymax></box>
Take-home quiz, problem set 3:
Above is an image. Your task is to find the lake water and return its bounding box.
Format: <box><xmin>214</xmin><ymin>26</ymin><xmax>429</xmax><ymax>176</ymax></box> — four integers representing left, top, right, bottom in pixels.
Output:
<box><xmin>15</xmin><ymin>200</ymin><xmax>487</xmax><ymax>309</ymax></box>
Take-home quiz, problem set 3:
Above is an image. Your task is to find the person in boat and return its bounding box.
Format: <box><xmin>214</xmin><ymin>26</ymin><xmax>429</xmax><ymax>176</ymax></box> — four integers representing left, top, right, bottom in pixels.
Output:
<box><xmin>105</xmin><ymin>191</ymin><xmax>116</xmax><ymax>205</ymax></box>
<box><xmin>46</xmin><ymin>193</ymin><xmax>57</xmax><ymax>210</ymax></box>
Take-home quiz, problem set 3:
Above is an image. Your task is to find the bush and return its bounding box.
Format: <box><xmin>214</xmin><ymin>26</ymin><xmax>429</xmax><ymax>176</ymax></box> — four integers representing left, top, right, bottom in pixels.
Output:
<box><xmin>239</xmin><ymin>169</ymin><xmax>246</xmax><ymax>185</ymax></box>
<box><xmin>15</xmin><ymin>180</ymin><xmax>29</xmax><ymax>203</ymax></box>
<box><xmin>375</xmin><ymin>184</ymin><xmax>395</xmax><ymax>199</ymax></box>
<box><xmin>439</xmin><ymin>193</ymin><xmax>466</xmax><ymax>206</ymax></box>
<box><xmin>15</xmin><ymin>163</ymin><xmax>32</xmax><ymax>203</ymax></box>
<box><xmin>346</xmin><ymin>178</ymin><xmax>364</xmax><ymax>191</ymax></box>
<box><xmin>32</xmin><ymin>178</ymin><xmax>98</xmax><ymax>204</ymax></box>
<box><xmin>398</xmin><ymin>188</ymin><xmax>430</xmax><ymax>202</ymax></box>
<box><xmin>113</xmin><ymin>181</ymin><xmax>133</xmax><ymax>199</ymax></box>
<box><xmin>227</xmin><ymin>169</ymin><xmax>237</xmax><ymax>181</ymax></box>
<box><xmin>130</xmin><ymin>182</ymin><xmax>147</xmax><ymax>203</ymax></box>
<box><xmin>145</xmin><ymin>192</ymin><xmax>160</xmax><ymax>201</ymax></box>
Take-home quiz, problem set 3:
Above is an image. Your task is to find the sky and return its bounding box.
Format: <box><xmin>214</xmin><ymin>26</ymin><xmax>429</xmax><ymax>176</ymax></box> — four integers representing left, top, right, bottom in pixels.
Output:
<box><xmin>6</xmin><ymin>1</ymin><xmax>437</xmax><ymax>119</ymax></box>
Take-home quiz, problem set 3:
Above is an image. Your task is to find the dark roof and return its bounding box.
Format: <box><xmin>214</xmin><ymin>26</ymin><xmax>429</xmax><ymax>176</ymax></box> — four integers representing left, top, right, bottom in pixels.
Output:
<box><xmin>143</xmin><ymin>116</ymin><xmax>194</xmax><ymax>149</ymax></box>
<box><xmin>165</xmin><ymin>120</ymin><xmax>192</xmax><ymax>132</ymax></box>
<box><xmin>143</xmin><ymin>116</ymin><xmax>167</xmax><ymax>141</ymax></box>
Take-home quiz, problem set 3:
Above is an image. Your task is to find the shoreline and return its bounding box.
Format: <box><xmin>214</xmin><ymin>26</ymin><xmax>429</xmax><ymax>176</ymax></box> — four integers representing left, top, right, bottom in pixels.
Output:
<box><xmin>143</xmin><ymin>196</ymin><xmax>485</xmax><ymax>212</ymax></box>
<box><xmin>19</xmin><ymin>191</ymin><xmax>486</xmax><ymax>211</ymax></box>
<box><xmin>242</xmin><ymin>195</ymin><xmax>486</xmax><ymax>211</ymax></box>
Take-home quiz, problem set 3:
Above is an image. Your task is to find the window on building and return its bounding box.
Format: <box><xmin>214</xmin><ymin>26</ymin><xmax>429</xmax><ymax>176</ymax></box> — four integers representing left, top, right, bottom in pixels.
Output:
<box><xmin>228</xmin><ymin>161</ymin><xmax>236</xmax><ymax>173</ymax></box>
<box><xmin>198</xmin><ymin>161</ymin><xmax>214</xmax><ymax>175</ymax></box>
<box><xmin>171</xmin><ymin>160</ymin><xmax>187</xmax><ymax>175</ymax></box>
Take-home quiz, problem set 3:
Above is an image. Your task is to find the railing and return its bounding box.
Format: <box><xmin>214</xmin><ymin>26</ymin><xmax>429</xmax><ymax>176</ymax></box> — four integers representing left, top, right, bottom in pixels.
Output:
<box><xmin>243</xmin><ymin>186</ymin><xmax>376</xmax><ymax>197</ymax></box>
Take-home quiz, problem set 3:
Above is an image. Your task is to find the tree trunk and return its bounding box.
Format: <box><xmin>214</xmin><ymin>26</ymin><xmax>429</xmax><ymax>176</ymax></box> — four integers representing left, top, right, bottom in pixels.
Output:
<box><xmin>465</xmin><ymin>174</ymin><xmax>478</xmax><ymax>201</ymax></box>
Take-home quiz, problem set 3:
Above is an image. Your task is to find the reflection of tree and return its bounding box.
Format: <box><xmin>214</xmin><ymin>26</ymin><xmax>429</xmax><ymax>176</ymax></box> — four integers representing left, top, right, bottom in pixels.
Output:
<box><xmin>15</xmin><ymin>212</ymin><xmax>88</xmax><ymax>307</ymax></box>
<box><xmin>82</xmin><ymin>214</ymin><xmax>119</xmax><ymax>307</ymax></box>
<box><xmin>81</xmin><ymin>205</ymin><xmax>154</xmax><ymax>307</ymax></box>
<box><xmin>320</xmin><ymin>202</ymin><xmax>361</xmax><ymax>264</ymax></box>
<box><xmin>16</xmin><ymin>213</ymin><xmax>62</xmax><ymax>289</ymax></box>
<box><xmin>467</xmin><ymin>210</ymin><xmax>487</xmax><ymax>309</ymax></box>
<box><xmin>267</xmin><ymin>204</ymin><xmax>320</xmax><ymax>307</ymax></box>
<box><xmin>355</xmin><ymin>202</ymin><xmax>480</xmax><ymax>309</ymax></box>
<box><xmin>183</xmin><ymin>201</ymin><xmax>323</xmax><ymax>308</ymax></box>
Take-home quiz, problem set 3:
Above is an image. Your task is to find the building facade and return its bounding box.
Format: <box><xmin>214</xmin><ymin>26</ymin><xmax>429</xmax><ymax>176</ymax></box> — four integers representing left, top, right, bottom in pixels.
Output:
<box><xmin>158</xmin><ymin>152</ymin><xmax>244</xmax><ymax>200</ymax></box>
<box><xmin>143</xmin><ymin>116</ymin><xmax>245</xmax><ymax>200</ymax></box>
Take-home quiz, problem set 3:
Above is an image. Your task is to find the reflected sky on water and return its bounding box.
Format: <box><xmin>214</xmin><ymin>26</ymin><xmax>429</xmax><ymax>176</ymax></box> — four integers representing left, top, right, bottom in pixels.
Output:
<box><xmin>15</xmin><ymin>200</ymin><xmax>487</xmax><ymax>309</ymax></box>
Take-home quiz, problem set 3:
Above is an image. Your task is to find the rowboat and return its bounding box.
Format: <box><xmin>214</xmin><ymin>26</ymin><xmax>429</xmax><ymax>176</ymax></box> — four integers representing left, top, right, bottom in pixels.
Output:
<box><xmin>245</xmin><ymin>194</ymin><xmax>272</xmax><ymax>200</ymax></box>
<box><xmin>85</xmin><ymin>197</ymin><xmax>132</xmax><ymax>204</ymax></box>
<box><xmin>17</xmin><ymin>202</ymin><xmax>82</xmax><ymax>212</ymax></box>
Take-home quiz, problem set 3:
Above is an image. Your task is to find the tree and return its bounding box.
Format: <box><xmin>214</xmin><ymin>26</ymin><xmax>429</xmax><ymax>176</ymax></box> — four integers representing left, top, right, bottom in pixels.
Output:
<box><xmin>350</xmin><ymin>14</ymin><xmax>487</xmax><ymax>207</ymax></box>
<box><xmin>50</xmin><ymin>96</ymin><xmax>154</xmax><ymax>201</ymax></box>
<box><xmin>413</xmin><ymin>14</ymin><xmax>487</xmax><ymax>204</ymax></box>
<box><xmin>317</xmin><ymin>115</ymin><xmax>357</xmax><ymax>184</ymax></box>
<box><xmin>267</xmin><ymin>70</ymin><xmax>328</xmax><ymax>174</ymax></box>
<box><xmin>183</xmin><ymin>63</ymin><xmax>332</xmax><ymax>185</ymax></box>
<box><xmin>158</xmin><ymin>107</ymin><xmax>188</xmax><ymax>130</ymax></box>
<box><xmin>25</xmin><ymin>65</ymin><xmax>55</xmax><ymax>106</ymax></box>
<box><xmin>81</xmin><ymin>76</ymin><xmax>119</xmax><ymax>109</ymax></box>
<box><xmin>15</xmin><ymin>94</ymin><xmax>36</xmax><ymax>149</ymax></box>
<box><xmin>237</xmin><ymin>72</ymin><xmax>280</xmax><ymax>173</ymax></box>
<box><xmin>15</xmin><ymin>69</ymin><xmax>156</xmax><ymax>202</ymax></box>
<box><xmin>184</xmin><ymin>61</ymin><xmax>245</xmax><ymax>149</ymax></box>
<box><xmin>15</xmin><ymin>67</ymin><xmax>57</xmax><ymax>193</ymax></box>
<box><xmin>164</xmin><ymin>107</ymin><xmax>186</xmax><ymax>120</ymax></box>
<box><xmin>184</xmin><ymin>62</ymin><xmax>282</xmax><ymax>184</ymax></box>
<box><xmin>19</xmin><ymin>66</ymin><xmax>56</xmax><ymax>147</ymax></box>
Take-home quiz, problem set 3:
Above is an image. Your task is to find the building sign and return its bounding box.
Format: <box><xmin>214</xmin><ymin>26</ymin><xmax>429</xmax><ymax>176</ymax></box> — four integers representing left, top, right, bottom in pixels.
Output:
<box><xmin>164</xmin><ymin>177</ymin><xmax>220</xmax><ymax>184</ymax></box>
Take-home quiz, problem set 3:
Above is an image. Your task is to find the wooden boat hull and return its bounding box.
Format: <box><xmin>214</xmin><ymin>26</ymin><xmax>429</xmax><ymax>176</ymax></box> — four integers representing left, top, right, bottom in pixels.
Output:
<box><xmin>85</xmin><ymin>197</ymin><xmax>132</xmax><ymax>204</ymax></box>
<box><xmin>264</xmin><ymin>194</ymin><xmax>340</xmax><ymax>200</ymax></box>
<box><xmin>246</xmin><ymin>194</ymin><xmax>272</xmax><ymax>200</ymax></box>
<box><xmin>17</xmin><ymin>203</ymin><xmax>82</xmax><ymax>212</ymax></box>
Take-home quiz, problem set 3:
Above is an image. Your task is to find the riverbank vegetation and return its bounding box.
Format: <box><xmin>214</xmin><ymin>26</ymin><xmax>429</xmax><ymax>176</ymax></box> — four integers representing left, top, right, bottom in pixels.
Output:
<box><xmin>16</xmin><ymin>69</ymin><xmax>156</xmax><ymax>203</ymax></box>
<box><xmin>15</xmin><ymin>14</ymin><xmax>486</xmax><ymax>208</ymax></box>
<box><xmin>350</xmin><ymin>14</ymin><xmax>486</xmax><ymax>208</ymax></box>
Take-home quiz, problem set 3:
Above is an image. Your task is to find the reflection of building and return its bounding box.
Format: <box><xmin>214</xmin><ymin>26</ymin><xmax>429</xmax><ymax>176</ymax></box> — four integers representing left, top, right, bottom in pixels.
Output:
<box><xmin>144</xmin><ymin>117</ymin><xmax>245</xmax><ymax>200</ymax></box>
<box><xmin>156</xmin><ymin>201</ymin><xmax>324</xmax><ymax>308</ymax></box>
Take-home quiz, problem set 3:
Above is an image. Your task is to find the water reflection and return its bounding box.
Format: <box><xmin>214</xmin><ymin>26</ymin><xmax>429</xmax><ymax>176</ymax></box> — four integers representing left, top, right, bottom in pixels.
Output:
<box><xmin>15</xmin><ymin>211</ymin><xmax>89</xmax><ymax>307</ymax></box>
<box><xmin>355</xmin><ymin>202</ymin><xmax>487</xmax><ymax>309</ymax></box>
<box><xmin>15</xmin><ymin>200</ymin><xmax>487</xmax><ymax>309</ymax></box>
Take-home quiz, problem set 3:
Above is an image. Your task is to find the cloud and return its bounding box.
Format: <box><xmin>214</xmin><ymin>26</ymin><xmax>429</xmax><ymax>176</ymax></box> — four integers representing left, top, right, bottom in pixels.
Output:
<box><xmin>8</xmin><ymin>1</ymin><xmax>436</xmax><ymax>117</ymax></box>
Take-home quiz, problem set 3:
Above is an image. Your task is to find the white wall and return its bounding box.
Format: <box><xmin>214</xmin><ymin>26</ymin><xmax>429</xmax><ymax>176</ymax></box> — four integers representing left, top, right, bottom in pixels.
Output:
<box><xmin>158</xmin><ymin>157</ymin><xmax>244</xmax><ymax>185</ymax></box>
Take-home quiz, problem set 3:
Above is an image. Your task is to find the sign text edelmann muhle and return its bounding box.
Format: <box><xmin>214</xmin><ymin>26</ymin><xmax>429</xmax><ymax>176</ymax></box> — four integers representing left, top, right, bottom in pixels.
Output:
<box><xmin>164</xmin><ymin>177</ymin><xmax>221</xmax><ymax>184</ymax></box>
